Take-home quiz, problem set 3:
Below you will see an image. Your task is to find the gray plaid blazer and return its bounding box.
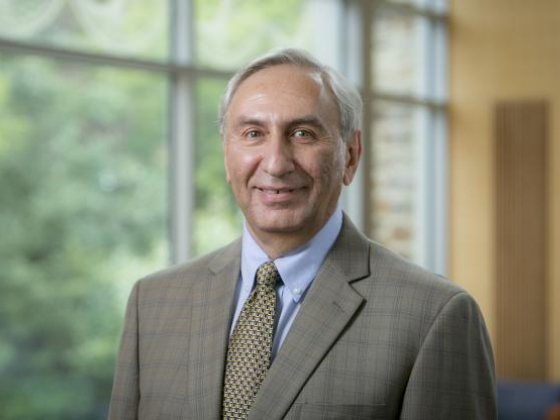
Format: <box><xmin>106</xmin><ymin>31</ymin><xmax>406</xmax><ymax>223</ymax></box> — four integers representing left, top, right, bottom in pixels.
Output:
<box><xmin>108</xmin><ymin>215</ymin><xmax>497</xmax><ymax>419</ymax></box>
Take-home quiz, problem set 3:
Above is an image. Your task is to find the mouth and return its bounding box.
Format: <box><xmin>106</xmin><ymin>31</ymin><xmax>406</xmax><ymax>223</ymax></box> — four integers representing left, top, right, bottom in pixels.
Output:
<box><xmin>257</xmin><ymin>187</ymin><xmax>298</xmax><ymax>194</ymax></box>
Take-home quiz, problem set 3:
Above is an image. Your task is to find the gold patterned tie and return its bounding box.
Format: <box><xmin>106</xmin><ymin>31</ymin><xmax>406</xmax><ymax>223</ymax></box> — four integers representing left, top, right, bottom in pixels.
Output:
<box><xmin>222</xmin><ymin>261</ymin><xmax>280</xmax><ymax>420</ymax></box>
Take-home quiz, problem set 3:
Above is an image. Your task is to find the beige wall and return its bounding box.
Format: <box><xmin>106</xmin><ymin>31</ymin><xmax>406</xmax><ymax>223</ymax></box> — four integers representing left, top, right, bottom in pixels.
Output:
<box><xmin>449</xmin><ymin>0</ymin><xmax>560</xmax><ymax>380</ymax></box>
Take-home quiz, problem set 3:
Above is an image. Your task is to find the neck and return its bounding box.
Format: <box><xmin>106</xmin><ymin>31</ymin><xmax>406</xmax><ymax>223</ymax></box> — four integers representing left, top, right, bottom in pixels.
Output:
<box><xmin>246</xmin><ymin>227</ymin><xmax>320</xmax><ymax>260</ymax></box>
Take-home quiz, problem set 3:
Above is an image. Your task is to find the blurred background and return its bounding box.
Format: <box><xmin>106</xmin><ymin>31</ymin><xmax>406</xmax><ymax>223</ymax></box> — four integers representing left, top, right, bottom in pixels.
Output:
<box><xmin>0</xmin><ymin>0</ymin><xmax>558</xmax><ymax>418</ymax></box>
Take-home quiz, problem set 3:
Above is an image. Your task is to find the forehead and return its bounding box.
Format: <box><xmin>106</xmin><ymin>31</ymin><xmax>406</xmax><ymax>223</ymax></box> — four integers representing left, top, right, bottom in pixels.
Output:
<box><xmin>237</xmin><ymin>64</ymin><xmax>323</xmax><ymax>98</ymax></box>
<box><xmin>227</xmin><ymin>64</ymin><xmax>339</xmax><ymax>125</ymax></box>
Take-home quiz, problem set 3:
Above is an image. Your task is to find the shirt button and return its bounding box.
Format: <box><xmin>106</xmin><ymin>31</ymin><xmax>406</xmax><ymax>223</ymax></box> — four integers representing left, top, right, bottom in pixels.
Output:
<box><xmin>293</xmin><ymin>287</ymin><xmax>302</xmax><ymax>296</ymax></box>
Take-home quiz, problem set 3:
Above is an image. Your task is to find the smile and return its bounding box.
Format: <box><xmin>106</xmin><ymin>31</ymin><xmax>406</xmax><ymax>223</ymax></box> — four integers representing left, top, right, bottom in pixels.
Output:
<box><xmin>258</xmin><ymin>188</ymin><xmax>297</xmax><ymax>194</ymax></box>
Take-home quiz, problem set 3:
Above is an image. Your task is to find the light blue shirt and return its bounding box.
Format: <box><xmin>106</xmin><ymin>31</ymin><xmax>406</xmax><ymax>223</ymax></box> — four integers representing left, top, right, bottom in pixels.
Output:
<box><xmin>229</xmin><ymin>205</ymin><xmax>343</xmax><ymax>360</ymax></box>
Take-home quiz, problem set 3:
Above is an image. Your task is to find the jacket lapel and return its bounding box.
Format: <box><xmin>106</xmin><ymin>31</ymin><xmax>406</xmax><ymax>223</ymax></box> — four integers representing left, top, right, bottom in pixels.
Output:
<box><xmin>185</xmin><ymin>240</ymin><xmax>241</xmax><ymax>419</ymax></box>
<box><xmin>248</xmin><ymin>216</ymin><xmax>371</xmax><ymax>420</ymax></box>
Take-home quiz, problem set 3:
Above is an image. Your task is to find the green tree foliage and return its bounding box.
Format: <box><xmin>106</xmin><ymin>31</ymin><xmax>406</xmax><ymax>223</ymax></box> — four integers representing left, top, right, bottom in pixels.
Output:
<box><xmin>0</xmin><ymin>54</ymin><xmax>168</xmax><ymax>419</ymax></box>
<box><xmin>194</xmin><ymin>79</ymin><xmax>243</xmax><ymax>255</ymax></box>
<box><xmin>195</xmin><ymin>0</ymin><xmax>307</xmax><ymax>69</ymax></box>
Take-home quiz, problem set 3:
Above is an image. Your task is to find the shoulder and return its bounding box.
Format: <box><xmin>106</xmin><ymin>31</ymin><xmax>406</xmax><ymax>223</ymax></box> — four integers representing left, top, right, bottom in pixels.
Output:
<box><xmin>337</xmin><ymin>214</ymin><xmax>466</xmax><ymax>303</ymax></box>
<box><xmin>339</xmin><ymin>214</ymin><xmax>465</xmax><ymax>300</ymax></box>
<box><xmin>344</xmin><ymin>240</ymin><xmax>491</xmax><ymax>365</ymax></box>
<box><xmin>362</xmin><ymin>239</ymin><xmax>481</xmax><ymax>326</ymax></box>
<box><xmin>132</xmin><ymin>238</ymin><xmax>242</xmax><ymax>297</ymax></box>
<box><xmin>369</xmin><ymin>240</ymin><xmax>463</xmax><ymax>296</ymax></box>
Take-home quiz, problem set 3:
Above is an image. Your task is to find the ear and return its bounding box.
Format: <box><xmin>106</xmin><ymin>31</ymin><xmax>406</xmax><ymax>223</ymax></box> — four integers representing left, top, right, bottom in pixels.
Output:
<box><xmin>343</xmin><ymin>129</ymin><xmax>362</xmax><ymax>186</ymax></box>
<box><xmin>222</xmin><ymin>136</ymin><xmax>232</xmax><ymax>184</ymax></box>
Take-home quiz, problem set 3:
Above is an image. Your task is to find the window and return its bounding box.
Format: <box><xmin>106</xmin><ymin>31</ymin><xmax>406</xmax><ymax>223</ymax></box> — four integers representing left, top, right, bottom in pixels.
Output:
<box><xmin>0</xmin><ymin>0</ymin><xmax>447</xmax><ymax>417</ymax></box>
<box><xmin>0</xmin><ymin>57</ymin><xmax>168</xmax><ymax>420</ymax></box>
<box><xmin>364</xmin><ymin>0</ymin><xmax>448</xmax><ymax>271</ymax></box>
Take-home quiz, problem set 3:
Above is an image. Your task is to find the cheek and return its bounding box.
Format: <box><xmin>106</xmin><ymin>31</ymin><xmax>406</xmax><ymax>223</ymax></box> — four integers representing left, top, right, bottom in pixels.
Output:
<box><xmin>225</xmin><ymin>146</ymin><xmax>260</xmax><ymax>184</ymax></box>
<box><xmin>306</xmin><ymin>151</ymin><xmax>344</xmax><ymax>186</ymax></box>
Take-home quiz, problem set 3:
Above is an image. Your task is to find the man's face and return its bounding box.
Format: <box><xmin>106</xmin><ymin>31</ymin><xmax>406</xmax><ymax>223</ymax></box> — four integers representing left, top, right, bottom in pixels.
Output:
<box><xmin>223</xmin><ymin>64</ymin><xmax>361</xmax><ymax>249</ymax></box>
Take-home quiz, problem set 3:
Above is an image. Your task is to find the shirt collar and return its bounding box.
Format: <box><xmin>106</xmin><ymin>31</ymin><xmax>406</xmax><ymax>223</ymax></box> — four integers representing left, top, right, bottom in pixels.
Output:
<box><xmin>241</xmin><ymin>205</ymin><xmax>343</xmax><ymax>303</ymax></box>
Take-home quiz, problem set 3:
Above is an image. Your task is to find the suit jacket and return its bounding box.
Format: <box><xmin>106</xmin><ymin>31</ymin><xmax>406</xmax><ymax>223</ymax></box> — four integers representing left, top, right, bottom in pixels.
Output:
<box><xmin>108</xmin><ymin>216</ymin><xmax>497</xmax><ymax>419</ymax></box>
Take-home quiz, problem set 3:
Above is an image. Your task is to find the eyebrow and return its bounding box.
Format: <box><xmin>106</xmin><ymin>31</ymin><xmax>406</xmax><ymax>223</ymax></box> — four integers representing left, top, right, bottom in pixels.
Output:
<box><xmin>233</xmin><ymin>117</ymin><xmax>267</xmax><ymax>131</ymax></box>
<box><xmin>232</xmin><ymin>115</ymin><xmax>328</xmax><ymax>131</ymax></box>
<box><xmin>286</xmin><ymin>115</ymin><xmax>327</xmax><ymax>130</ymax></box>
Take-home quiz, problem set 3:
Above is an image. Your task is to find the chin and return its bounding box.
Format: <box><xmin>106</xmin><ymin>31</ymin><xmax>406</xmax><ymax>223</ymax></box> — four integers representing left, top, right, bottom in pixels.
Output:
<box><xmin>252</xmin><ymin>211</ymin><xmax>310</xmax><ymax>234</ymax></box>
<box><xmin>257</xmin><ymin>220</ymin><xmax>305</xmax><ymax>234</ymax></box>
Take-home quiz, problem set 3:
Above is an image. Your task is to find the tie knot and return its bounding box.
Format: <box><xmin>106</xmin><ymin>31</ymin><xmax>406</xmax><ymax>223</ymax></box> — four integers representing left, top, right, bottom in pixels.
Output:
<box><xmin>255</xmin><ymin>261</ymin><xmax>279</xmax><ymax>290</ymax></box>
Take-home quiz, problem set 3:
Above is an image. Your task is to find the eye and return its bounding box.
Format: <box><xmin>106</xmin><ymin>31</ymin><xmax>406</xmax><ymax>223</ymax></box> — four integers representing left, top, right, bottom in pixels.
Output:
<box><xmin>245</xmin><ymin>130</ymin><xmax>262</xmax><ymax>139</ymax></box>
<box><xmin>291</xmin><ymin>129</ymin><xmax>313</xmax><ymax>140</ymax></box>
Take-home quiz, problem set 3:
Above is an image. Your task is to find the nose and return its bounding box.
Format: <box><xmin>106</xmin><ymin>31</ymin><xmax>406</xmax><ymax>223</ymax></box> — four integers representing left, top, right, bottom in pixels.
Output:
<box><xmin>261</xmin><ymin>134</ymin><xmax>295</xmax><ymax>177</ymax></box>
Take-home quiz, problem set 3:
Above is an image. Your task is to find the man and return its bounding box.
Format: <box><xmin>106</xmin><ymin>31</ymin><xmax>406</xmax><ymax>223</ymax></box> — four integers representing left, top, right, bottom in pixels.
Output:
<box><xmin>108</xmin><ymin>48</ymin><xmax>496</xmax><ymax>419</ymax></box>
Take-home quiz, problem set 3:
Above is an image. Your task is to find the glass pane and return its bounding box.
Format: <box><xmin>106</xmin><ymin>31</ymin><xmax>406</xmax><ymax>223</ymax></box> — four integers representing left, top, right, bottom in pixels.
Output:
<box><xmin>370</xmin><ymin>101</ymin><xmax>427</xmax><ymax>262</ymax></box>
<box><xmin>372</xmin><ymin>9</ymin><xmax>429</xmax><ymax>97</ymax></box>
<box><xmin>0</xmin><ymin>53</ymin><xmax>168</xmax><ymax>419</ymax></box>
<box><xmin>385</xmin><ymin>0</ymin><xmax>447</xmax><ymax>12</ymax></box>
<box><xmin>0</xmin><ymin>0</ymin><xmax>168</xmax><ymax>60</ymax></box>
<box><xmin>384</xmin><ymin>0</ymin><xmax>426</xmax><ymax>7</ymax></box>
<box><xmin>194</xmin><ymin>79</ymin><xmax>243</xmax><ymax>255</ymax></box>
<box><xmin>194</xmin><ymin>0</ymin><xmax>342</xmax><ymax>70</ymax></box>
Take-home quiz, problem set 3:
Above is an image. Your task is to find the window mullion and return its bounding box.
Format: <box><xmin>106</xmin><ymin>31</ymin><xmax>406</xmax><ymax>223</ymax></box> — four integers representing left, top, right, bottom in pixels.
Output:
<box><xmin>170</xmin><ymin>0</ymin><xmax>195</xmax><ymax>263</ymax></box>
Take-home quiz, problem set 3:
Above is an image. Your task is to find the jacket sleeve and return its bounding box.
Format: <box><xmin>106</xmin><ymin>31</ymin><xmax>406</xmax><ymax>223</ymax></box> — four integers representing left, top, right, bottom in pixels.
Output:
<box><xmin>107</xmin><ymin>281</ymin><xmax>141</xmax><ymax>420</ymax></box>
<box><xmin>400</xmin><ymin>291</ymin><xmax>497</xmax><ymax>420</ymax></box>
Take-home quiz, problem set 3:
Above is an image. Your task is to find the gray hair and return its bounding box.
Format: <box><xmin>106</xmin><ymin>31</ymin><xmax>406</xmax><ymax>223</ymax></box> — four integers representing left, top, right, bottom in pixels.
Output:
<box><xmin>219</xmin><ymin>48</ymin><xmax>363</xmax><ymax>142</ymax></box>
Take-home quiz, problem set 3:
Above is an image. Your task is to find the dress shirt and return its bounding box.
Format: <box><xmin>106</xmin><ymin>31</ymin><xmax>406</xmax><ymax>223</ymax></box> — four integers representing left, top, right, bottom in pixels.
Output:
<box><xmin>229</xmin><ymin>205</ymin><xmax>343</xmax><ymax>360</ymax></box>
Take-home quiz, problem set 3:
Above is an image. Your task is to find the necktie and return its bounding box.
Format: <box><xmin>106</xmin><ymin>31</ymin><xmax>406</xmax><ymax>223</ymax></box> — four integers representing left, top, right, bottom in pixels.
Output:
<box><xmin>222</xmin><ymin>261</ymin><xmax>280</xmax><ymax>419</ymax></box>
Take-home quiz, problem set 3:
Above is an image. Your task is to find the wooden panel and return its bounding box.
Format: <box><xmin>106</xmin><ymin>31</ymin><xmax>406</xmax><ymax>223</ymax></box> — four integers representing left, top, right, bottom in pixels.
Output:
<box><xmin>495</xmin><ymin>101</ymin><xmax>548</xmax><ymax>380</ymax></box>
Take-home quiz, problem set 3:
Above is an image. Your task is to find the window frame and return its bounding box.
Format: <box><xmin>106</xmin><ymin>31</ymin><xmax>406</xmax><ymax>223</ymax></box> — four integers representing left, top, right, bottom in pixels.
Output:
<box><xmin>343</xmin><ymin>0</ymin><xmax>448</xmax><ymax>274</ymax></box>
